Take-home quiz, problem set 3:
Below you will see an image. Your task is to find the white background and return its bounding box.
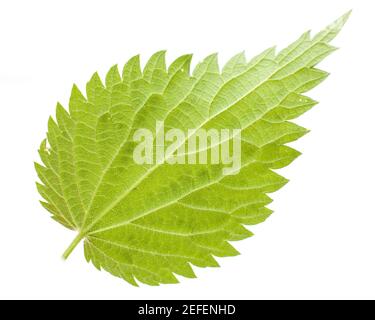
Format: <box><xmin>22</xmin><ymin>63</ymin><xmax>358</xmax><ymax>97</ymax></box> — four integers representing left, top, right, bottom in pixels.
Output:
<box><xmin>0</xmin><ymin>0</ymin><xmax>374</xmax><ymax>300</ymax></box>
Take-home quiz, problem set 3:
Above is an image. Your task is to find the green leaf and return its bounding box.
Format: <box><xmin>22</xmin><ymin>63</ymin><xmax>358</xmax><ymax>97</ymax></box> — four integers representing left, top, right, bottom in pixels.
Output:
<box><xmin>35</xmin><ymin>12</ymin><xmax>350</xmax><ymax>286</ymax></box>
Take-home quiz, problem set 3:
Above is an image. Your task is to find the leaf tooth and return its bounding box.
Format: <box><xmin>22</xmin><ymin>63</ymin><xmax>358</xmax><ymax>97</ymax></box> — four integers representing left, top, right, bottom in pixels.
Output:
<box><xmin>38</xmin><ymin>139</ymin><xmax>51</xmax><ymax>167</ymax></box>
<box><xmin>40</xmin><ymin>138</ymin><xmax>47</xmax><ymax>150</ymax></box>
<box><xmin>86</xmin><ymin>71</ymin><xmax>105</xmax><ymax>101</ymax></box>
<box><xmin>105</xmin><ymin>64</ymin><xmax>121</xmax><ymax>88</ymax></box>
<box><xmin>295</xmin><ymin>68</ymin><xmax>330</xmax><ymax>93</ymax></box>
<box><xmin>233</xmin><ymin>207</ymin><xmax>274</xmax><ymax>225</ymax></box>
<box><xmin>169</xmin><ymin>260</ymin><xmax>196</xmax><ymax>279</ymax></box>
<box><xmin>56</xmin><ymin>102</ymin><xmax>74</xmax><ymax>138</ymax></box>
<box><xmin>35</xmin><ymin>182</ymin><xmax>48</xmax><ymax>200</ymax></box>
<box><xmin>192</xmin><ymin>52</ymin><xmax>219</xmax><ymax>78</ymax></box>
<box><xmin>83</xmin><ymin>240</ymin><xmax>92</xmax><ymax>263</ymax></box>
<box><xmin>117</xmin><ymin>267</ymin><xmax>139</xmax><ymax>287</ymax></box>
<box><xmin>47</xmin><ymin>115</ymin><xmax>58</xmax><ymax>130</ymax></box>
<box><xmin>276</xmin><ymin>30</ymin><xmax>311</xmax><ymax>64</ymax></box>
<box><xmin>143</xmin><ymin>50</ymin><xmax>167</xmax><ymax>82</ymax></box>
<box><xmin>159</xmin><ymin>271</ymin><xmax>179</xmax><ymax>285</ymax></box>
<box><xmin>85</xmin><ymin>241</ymin><xmax>142</xmax><ymax>286</ymax></box>
<box><xmin>303</xmin><ymin>29</ymin><xmax>312</xmax><ymax>41</ymax></box>
<box><xmin>47</xmin><ymin>116</ymin><xmax>60</xmax><ymax>148</ymax></box>
<box><xmin>226</xmin><ymin>224</ymin><xmax>254</xmax><ymax>241</ymax></box>
<box><xmin>168</xmin><ymin>54</ymin><xmax>193</xmax><ymax>75</ymax></box>
<box><xmin>209</xmin><ymin>255</ymin><xmax>220</xmax><ymax>267</ymax></box>
<box><xmin>224</xmin><ymin>50</ymin><xmax>246</xmax><ymax>65</ymax></box>
<box><xmin>34</xmin><ymin>161</ymin><xmax>47</xmax><ymax>177</ymax></box>
<box><xmin>69</xmin><ymin>84</ymin><xmax>87</xmax><ymax>116</ymax></box>
<box><xmin>122</xmin><ymin>54</ymin><xmax>141</xmax><ymax>83</ymax></box>
<box><xmin>308</xmin><ymin>44</ymin><xmax>338</xmax><ymax>69</ymax></box>
<box><xmin>248</xmin><ymin>46</ymin><xmax>276</xmax><ymax>66</ymax></box>
<box><xmin>194</xmin><ymin>240</ymin><xmax>239</xmax><ymax>257</ymax></box>
<box><xmin>51</xmin><ymin>214</ymin><xmax>75</xmax><ymax>230</ymax></box>
<box><xmin>56</xmin><ymin>102</ymin><xmax>68</xmax><ymax>118</ymax></box>
<box><xmin>39</xmin><ymin>199</ymin><xmax>75</xmax><ymax>230</ymax></box>
<box><xmin>221</xmin><ymin>51</ymin><xmax>248</xmax><ymax>81</ymax></box>
<box><xmin>256</xmin><ymin>144</ymin><xmax>302</xmax><ymax>169</ymax></box>
<box><xmin>133</xmin><ymin>274</ymin><xmax>160</xmax><ymax>286</ymax></box>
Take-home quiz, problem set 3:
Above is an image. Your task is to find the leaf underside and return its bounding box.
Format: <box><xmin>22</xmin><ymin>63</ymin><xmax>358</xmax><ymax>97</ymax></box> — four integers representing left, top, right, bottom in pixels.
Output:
<box><xmin>35</xmin><ymin>13</ymin><xmax>349</xmax><ymax>286</ymax></box>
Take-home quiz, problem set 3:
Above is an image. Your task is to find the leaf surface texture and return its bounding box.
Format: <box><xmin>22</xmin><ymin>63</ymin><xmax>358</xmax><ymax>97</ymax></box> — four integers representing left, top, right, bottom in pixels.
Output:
<box><xmin>35</xmin><ymin>13</ymin><xmax>349</xmax><ymax>286</ymax></box>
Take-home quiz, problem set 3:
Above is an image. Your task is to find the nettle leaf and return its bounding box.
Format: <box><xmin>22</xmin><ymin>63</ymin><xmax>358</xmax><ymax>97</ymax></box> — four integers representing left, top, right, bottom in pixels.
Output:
<box><xmin>35</xmin><ymin>12</ymin><xmax>349</xmax><ymax>286</ymax></box>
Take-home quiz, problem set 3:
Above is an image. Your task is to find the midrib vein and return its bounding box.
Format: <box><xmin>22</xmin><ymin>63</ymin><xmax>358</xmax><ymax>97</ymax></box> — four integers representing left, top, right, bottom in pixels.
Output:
<box><xmin>83</xmin><ymin>37</ymin><xmax>326</xmax><ymax>233</ymax></box>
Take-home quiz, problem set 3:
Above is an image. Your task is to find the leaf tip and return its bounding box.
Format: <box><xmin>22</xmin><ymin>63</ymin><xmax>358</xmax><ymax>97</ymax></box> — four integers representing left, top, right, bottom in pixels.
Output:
<box><xmin>342</xmin><ymin>9</ymin><xmax>352</xmax><ymax>22</ymax></box>
<box><xmin>330</xmin><ymin>10</ymin><xmax>352</xmax><ymax>31</ymax></box>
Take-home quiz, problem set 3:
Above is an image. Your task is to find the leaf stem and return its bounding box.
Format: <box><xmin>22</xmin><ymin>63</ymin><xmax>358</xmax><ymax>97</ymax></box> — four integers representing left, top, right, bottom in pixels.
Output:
<box><xmin>62</xmin><ymin>233</ymin><xmax>84</xmax><ymax>260</ymax></box>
